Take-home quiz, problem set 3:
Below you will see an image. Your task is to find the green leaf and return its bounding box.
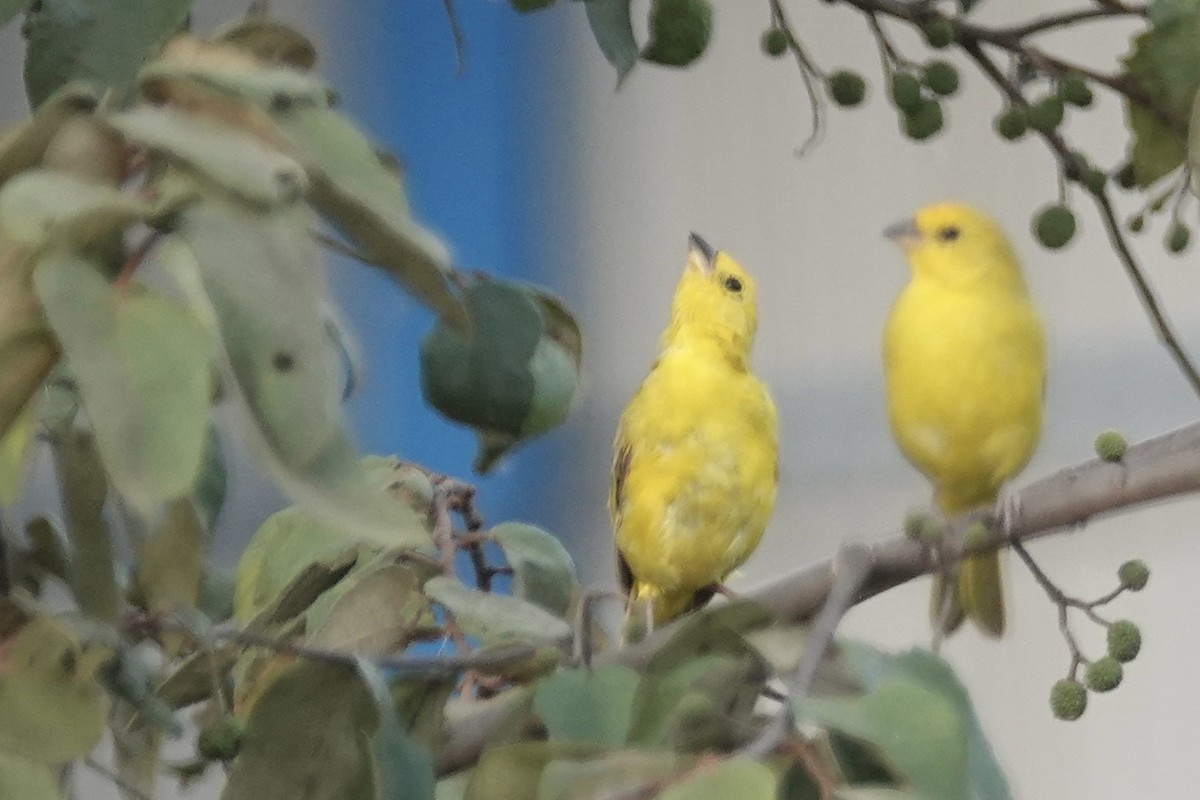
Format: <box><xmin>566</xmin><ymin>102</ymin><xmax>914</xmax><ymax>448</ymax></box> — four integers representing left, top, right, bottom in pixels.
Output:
<box><xmin>420</xmin><ymin>278</ymin><xmax>580</xmax><ymax>473</ymax></box>
<box><xmin>221</xmin><ymin>662</ymin><xmax>377</xmax><ymax>800</ymax></box>
<box><xmin>585</xmin><ymin>0</ymin><xmax>638</xmax><ymax>86</ymax></box>
<box><xmin>466</xmin><ymin>742</ymin><xmax>604</xmax><ymax>800</ymax></box>
<box><xmin>537</xmin><ymin>750</ymin><xmax>685</xmax><ymax>800</ymax></box>
<box><xmin>423</xmin><ymin>576</ymin><xmax>572</xmax><ymax>645</ymax></box>
<box><xmin>355</xmin><ymin>659</ymin><xmax>435</xmax><ymax>800</ymax></box>
<box><xmin>194</xmin><ymin>425</ymin><xmax>228</xmax><ymax>531</ymax></box>
<box><xmin>532</xmin><ymin>665</ymin><xmax>639</xmax><ymax>746</ymax></box>
<box><xmin>134</xmin><ymin>499</ymin><xmax>206</xmax><ymax>637</ymax></box>
<box><xmin>0</xmin><ymin>617</ymin><xmax>111</xmax><ymax>765</ymax></box>
<box><xmin>307</xmin><ymin>562</ymin><xmax>434</xmax><ymax>655</ymax></box>
<box><xmin>0</xmin><ymin>404</ymin><xmax>36</xmax><ymax>505</ymax></box>
<box><xmin>232</xmin><ymin>505</ymin><xmax>362</xmax><ymax>625</ymax></box>
<box><xmin>268</xmin><ymin>102</ymin><xmax>468</xmax><ymax>332</ymax></box>
<box><xmin>50</xmin><ymin>424</ymin><xmax>120</xmax><ymax>620</ymax></box>
<box><xmin>105</xmin><ymin>106</ymin><xmax>307</xmax><ymax>208</ymax></box>
<box><xmin>657</xmin><ymin>758</ymin><xmax>777</xmax><ymax>800</ymax></box>
<box><xmin>0</xmin><ymin>243</ymin><xmax>58</xmax><ymax>443</ymax></box>
<box><xmin>0</xmin><ymin>0</ymin><xmax>26</xmax><ymax>28</ymax></box>
<box><xmin>492</xmin><ymin>522</ymin><xmax>578</xmax><ymax>617</ymax></box>
<box><xmin>23</xmin><ymin>0</ymin><xmax>192</xmax><ymax>108</ymax></box>
<box><xmin>0</xmin><ymin>750</ymin><xmax>60</xmax><ymax>800</ymax></box>
<box><xmin>436</xmin><ymin>772</ymin><xmax>472</xmax><ymax>800</ymax></box>
<box><xmin>1121</xmin><ymin>6</ymin><xmax>1200</xmax><ymax>185</ymax></box>
<box><xmin>165</xmin><ymin>201</ymin><xmax>431</xmax><ymax>550</ymax></box>
<box><xmin>34</xmin><ymin>260</ymin><xmax>213</xmax><ymax>516</ymax></box>
<box><xmin>392</xmin><ymin>675</ymin><xmax>456</xmax><ymax>752</ymax></box>
<box><xmin>796</xmin><ymin>645</ymin><xmax>1011</xmax><ymax>800</ymax></box>
<box><xmin>0</xmin><ymin>169</ymin><xmax>161</xmax><ymax>250</ymax></box>
<box><xmin>0</xmin><ymin>82</ymin><xmax>98</xmax><ymax>187</ymax></box>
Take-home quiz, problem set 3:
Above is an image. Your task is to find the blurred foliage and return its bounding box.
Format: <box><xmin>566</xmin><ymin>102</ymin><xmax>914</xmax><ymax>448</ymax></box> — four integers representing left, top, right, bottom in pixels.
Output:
<box><xmin>0</xmin><ymin>0</ymin><xmax>1180</xmax><ymax>798</ymax></box>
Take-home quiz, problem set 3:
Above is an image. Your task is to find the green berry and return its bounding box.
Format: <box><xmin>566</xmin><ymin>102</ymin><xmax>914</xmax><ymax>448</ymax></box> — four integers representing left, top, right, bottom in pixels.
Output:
<box><xmin>1027</xmin><ymin>96</ymin><xmax>1065</xmax><ymax>132</ymax></box>
<box><xmin>962</xmin><ymin>521</ymin><xmax>990</xmax><ymax>552</ymax></box>
<box><xmin>1085</xmin><ymin>656</ymin><xmax>1123</xmax><ymax>692</ymax></box>
<box><xmin>762</xmin><ymin>27</ymin><xmax>788</xmax><ymax>58</ymax></box>
<box><xmin>1094</xmin><ymin>430</ymin><xmax>1127</xmax><ymax>462</ymax></box>
<box><xmin>903</xmin><ymin>99</ymin><xmax>944</xmax><ymax>141</ymax></box>
<box><xmin>1128</xmin><ymin>214</ymin><xmax>1145</xmax><ymax>233</ymax></box>
<box><xmin>1049</xmin><ymin>679</ymin><xmax>1087</xmax><ymax>721</ymax></box>
<box><xmin>1106</xmin><ymin>620</ymin><xmax>1142</xmax><ymax>663</ymax></box>
<box><xmin>828</xmin><ymin>70</ymin><xmax>867</xmax><ymax>107</ymax></box>
<box><xmin>922</xmin><ymin>60</ymin><xmax>959</xmax><ymax>96</ymax></box>
<box><xmin>1118</xmin><ymin>559</ymin><xmax>1149</xmax><ymax>591</ymax></box>
<box><xmin>1081</xmin><ymin>168</ymin><xmax>1107</xmax><ymax>194</ymax></box>
<box><xmin>921</xmin><ymin>18</ymin><xmax>955</xmax><ymax>49</ymax></box>
<box><xmin>890</xmin><ymin>73</ymin><xmax>922</xmax><ymax>111</ymax></box>
<box><xmin>509</xmin><ymin>0</ymin><xmax>555</xmax><ymax>11</ymax></box>
<box><xmin>1115</xmin><ymin>163</ymin><xmax>1137</xmax><ymax>190</ymax></box>
<box><xmin>903</xmin><ymin>511</ymin><xmax>942</xmax><ymax>543</ymax></box>
<box><xmin>994</xmin><ymin>107</ymin><xmax>1027</xmax><ymax>141</ymax></box>
<box><xmin>197</xmin><ymin>715</ymin><xmax>243</xmax><ymax>761</ymax></box>
<box><xmin>1058</xmin><ymin>74</ymin><xmax>1094</xmax><ymax>108</ymax></box>
<box><xmin>1033</xmin><ymin>204</ymin><xmax>1076</xmax><ymax>249</ymax></box>
<box><xmin>1167</xmin><ymin>222</ymin><xmax>1191</xmax><ymax>254</ymax></box>
<box><xmin>642</xmin><ymin>0</ymin><xmax>713</xmax><ymax>68</ymax></box>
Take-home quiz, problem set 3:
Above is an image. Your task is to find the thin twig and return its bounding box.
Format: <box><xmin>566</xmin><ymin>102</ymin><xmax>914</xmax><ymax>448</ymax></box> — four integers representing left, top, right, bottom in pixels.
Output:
<box><xmin>441</xmin><ymin>0</ymin><xmax>467</xmax><ymax>77</ymax></box>
<box><xmin>767</xmin><ymin>0</ymin><xmax>825</xmax><ymax>155</ymax></box>
<box><xmin>992</xmin><ymin>4</ymin><xmax>1147</xmax><ymax>39</ymax></box>
<box><xmin>963</xmin><ymin>41</ymin><xmax>1200</xmax><ymax>399</ymax></box>
<box><xmin>741</xmin><ymin>544</ymin><xmax>874</xmax><ymax>759</ymax></box>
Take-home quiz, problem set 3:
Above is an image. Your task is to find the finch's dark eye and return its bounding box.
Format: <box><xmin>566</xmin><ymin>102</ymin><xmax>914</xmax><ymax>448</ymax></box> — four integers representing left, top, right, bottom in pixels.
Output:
<box><xmin>936</xmin><ymin>225</ymin><xmax>961</xmax><ymax>242</ymax></box>
<box><xmin>723</xmin><ymin>276</ymin><xmax>743</xmax><ymax>293</ymax></box>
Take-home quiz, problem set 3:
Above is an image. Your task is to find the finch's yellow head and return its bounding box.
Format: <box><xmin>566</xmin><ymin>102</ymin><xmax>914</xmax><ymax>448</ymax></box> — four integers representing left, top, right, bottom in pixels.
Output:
<box><xmin>884</xmin><ymin>202</ymin><xmax>1026</xmax><ymax>290</ymax></box>
<box><xmin>665</xmin><ymin>233</ymin><xmax>758</xmax><ymax>361</ymax></box>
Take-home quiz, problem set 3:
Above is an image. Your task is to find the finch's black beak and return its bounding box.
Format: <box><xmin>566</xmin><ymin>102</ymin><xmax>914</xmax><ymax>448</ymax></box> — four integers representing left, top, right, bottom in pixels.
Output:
<box><xmin>882</xmin><ymin>217</ymin><xmax>921</xmax><ymax>247</ymax></box>
<box><xmin>687</xmin><ymin>232</ymin><xmax>717</xmax><ymax>274</ymax></box>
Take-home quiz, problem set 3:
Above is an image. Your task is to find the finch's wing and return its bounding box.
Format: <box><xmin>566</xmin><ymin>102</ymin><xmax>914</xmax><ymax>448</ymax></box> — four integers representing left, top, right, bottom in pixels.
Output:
<box><xmin>611</xmin><ymin>432</ymin><xmax>635</xmax><ymax>597</ymax></box>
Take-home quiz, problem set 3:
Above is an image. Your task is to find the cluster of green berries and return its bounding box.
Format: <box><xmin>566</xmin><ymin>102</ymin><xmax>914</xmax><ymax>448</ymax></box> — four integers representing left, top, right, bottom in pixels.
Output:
<box><xmin>888</xmin><ymin>60</ymin><xmax>960</xmax><ymax>141</ymax></box>
<box><xmin>1116</xmin><ymin>168</ymin><xmax>1193</xmax><ymax>254</ymax></box>
<box><xmin>993</xmin><ymin>73</ymin><xmax>1093</xmax><ymax>143</ymax></box>
<box><xmin>1050</xmin><ymin>562</ymin><xmax>1148</xmax><ymax>721</ymax></box>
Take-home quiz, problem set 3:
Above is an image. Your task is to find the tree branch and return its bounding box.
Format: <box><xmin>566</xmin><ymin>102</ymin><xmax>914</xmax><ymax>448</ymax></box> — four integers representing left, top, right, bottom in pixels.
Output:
<box><xmin>990</xmin><ymin>5</ymin><xmax>1147</xmax><ymax>40</ymax></box>
<box><xmin>437</xmin><ymin>420</ymin><xmax>1200</xmax><ymax>774</ymax></box>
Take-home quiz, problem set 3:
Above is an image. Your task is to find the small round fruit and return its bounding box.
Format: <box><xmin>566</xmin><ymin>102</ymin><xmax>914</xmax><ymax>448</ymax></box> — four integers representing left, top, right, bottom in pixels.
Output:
<box><xmin>1106</xmin><ymin>620</ymin><xmax>1142</xmax><ymax>663</ymax></box>
<box><xmin>903</xmin><ymin>99</ymin><xmax>943</xmax><ymax>141</ymax></box>
<box><xmin>1058</xmin><ymin>74</ymin><xmax>1094</xmax><ymax>108</ymax></box>
<box><xmin>1128</xmin><ymin>214</ymin><xmax>1145</xmax><ymax>233</ymax></box>
<box><xmin>1049</xmin><ymin>679</ymin><xmax>1087</xmax><ymax>721</ymax></box>
<box><xmin>890</xmin><ymin>72</ymin><xmax>922</xmax><ymax>111</ymax></box>
<box><xmin>1114</xmin><ymin>163</ymin><xmax>1137</xmax><ymax>190</ymax></box>
<box><xmin>1027</xmin><ymin>96</ymin><xmax>1065</xmax><ymax>132</ymax></box>
<box><xmin>762</xmin><ymin>27</ymin><xmax>788</xmax><ymax>57</ymax></box>
<box><xmin>1082</xmin><ymin>168</ymin><xmax>1107</xmax><ymax>194</ymax></box>
<box><xmin>1085</xmin><ymin>656</ymin><xmax>1123</xmax><ymax>692</ymax></box>
<box><xmin>1118</xmin><ymin>559</ymin><xmax>1149</xmax><ymax>591</ymax></box>
<box><xmin>1033</xmin><ymin>204</ymin><xmax>1076</xmax><ymax>249</ymax></box>
<box><xmin>828</xmin><ymin>70</ymin><xmax>867</xmax><ymax>107</ymax></box>
<box><xmin>921</xmin><ymin>18</ymin><xmax>954</xmax><ymax>49</ymax></box>
<box><xmin>1094</xmin><ymin>430</ymin><xmax>1127</xmax><ymax>462</ymax></box>
<box><xmin>1167</xmin><ymin>222</ymin><xmax>1191</xmax><ymax>254</ymax></box>
<box><xmin>922</xmin><ymin>60</ymin><xmax>959</xmax><ymax>96</ymax></box>
<box><xmin>994</xmin><ymin>107</ymin><xmax>1027</xmax><ymax>141</ymax></box>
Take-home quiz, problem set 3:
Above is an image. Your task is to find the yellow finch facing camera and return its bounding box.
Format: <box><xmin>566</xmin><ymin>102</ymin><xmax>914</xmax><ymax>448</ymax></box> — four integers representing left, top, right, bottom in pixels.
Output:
<box><xmin>883</xmin><ymin>203</ymin><xmax>1046</xmax><ymax>637</ymax></box>
<box><xmin>610</xmin><ymin>233</ymin><xmax>778</xmax><ymax>630</ymax></box>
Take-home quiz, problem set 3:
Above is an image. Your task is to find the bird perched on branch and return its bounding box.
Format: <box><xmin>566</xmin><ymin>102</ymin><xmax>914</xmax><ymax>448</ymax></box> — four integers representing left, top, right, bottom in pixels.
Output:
<box><xmin>610</xmin><ymin>233</ymin><xmax>778</xmax><ymax>634</ymax></box>
<box><xmin>883</xmin><ymin>202</ymin><xmax>1046</xmax><ymax>637</ymax></box>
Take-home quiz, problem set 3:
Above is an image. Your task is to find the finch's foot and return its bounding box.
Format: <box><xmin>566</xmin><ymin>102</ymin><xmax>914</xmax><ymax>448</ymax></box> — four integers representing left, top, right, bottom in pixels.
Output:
<box><xmin>994</xmin><ymin>484</ymin><xmax>1023</xmax><ymax>538</ymax></box>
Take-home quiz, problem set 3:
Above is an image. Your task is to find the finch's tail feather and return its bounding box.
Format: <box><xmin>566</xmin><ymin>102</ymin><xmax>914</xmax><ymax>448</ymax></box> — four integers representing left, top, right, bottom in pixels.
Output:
<box><xmin>621</xmin><ymin>582</ymin><xmax>716</xmax><ymax>644</ymax></box>
<box><xmin>959</xmin><ymin>551</ymin><xmax>1005</xmax><ymax>637</ymax></box>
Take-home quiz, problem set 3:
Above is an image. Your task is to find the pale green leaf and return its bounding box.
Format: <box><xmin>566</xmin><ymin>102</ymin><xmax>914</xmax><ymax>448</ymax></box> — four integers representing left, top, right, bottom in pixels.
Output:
<box><xmin>106</xmin><ymin>106</ymin><xmax>306</xmax><ymax>208</ymax></box>
<box><xmin>532</xmin><ymin>665</ymin><xmax>640</xmax><ymax>746</ymax></box>
<box><xmin>355</xmin><ymin>658</ymin><xmax>435</xmax><ymax>800</ymax></box>
<box><xmin>492</xmin><ymin>522</ymin><xmax>577</xmax><ymax>617</ymax></box>
<box><xmin>0</xmin><ymin>169</ymin><xmax>160</xmax><ymax>250</ymax></box>
<box><xmin>135</xmin><ymin>498</ymin><xmax>206</xmax><ymax>625</ymax></box>
<box><xmin>164</xmin><ymin>201</ymin><xmax>430</xmax><ymax>549</ymax></box>
<box><xmin>0</xmin><ymin>0</ymin><xmax>26</xmax><ymax>29</ymax></box>
<box><xmin>0</xmin><ymin>750</ymin><xmax>61</xmax><ymax>800</ymax></box>
<box><xmin>307</xmin><ymin>563</ymin><xmax>433</xmax><ymax>655</ymax></box>
<box><xmin>0</xmin><ymin>404</ymin><xmax>36</xmax><ymax>505</ymax></box>
<box><xmin>35</xmin><ymin>259</ymin><xmax>213</xmax><ymax>515</ymax></box>
<box><xmin>423</xmin><ymin>577</ymin><xmax>572</xmax><ymax>645</ymax></box>
<box><xmin>585</xmin><ymin>0</ymin><xmax>638</xmax><ymax>86</ymax></box>
<box><xmin>536</xmin><ymin>750</ymin><xmax>684</xmax><ymax>800</ymax></box>
<box><xmin>466</xmin><ymin>742</ymin><xmax>605</xmax><ymax>800</ymax></box>
<box><xmin>0</xmin><ymin>617</ymin><xmax>110</xmax><ymax>765</ymax></box>
<box><xmin>269</xmin><ymin>103</ymin><xmax>468</xmax><ymax>332</ymax></box>
<box><xmin>657</xmin><ymin>758</ymin><xmax>777</xmax><ymax>800</ymax></box>
<box><xmin>23</xmin><ymin>0</ymin><xmax>192</xmax><ymax>108</ymax></box>
<box><xmin>0</xmin><ymin>82</ymin><xmax>98</xmax><ymax>187</ymax></box>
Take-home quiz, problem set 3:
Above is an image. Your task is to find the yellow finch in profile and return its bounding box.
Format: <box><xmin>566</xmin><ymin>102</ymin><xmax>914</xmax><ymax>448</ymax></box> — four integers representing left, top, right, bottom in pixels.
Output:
<box><xmin>610</xmin><ymin>233</ymin><xmax>778</xmax><ymax>628</ymax></box>
<box><xmin>883</xmin><ymin>203</ymin><xmax>1046</xmax><ymax>637</ymax></box>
